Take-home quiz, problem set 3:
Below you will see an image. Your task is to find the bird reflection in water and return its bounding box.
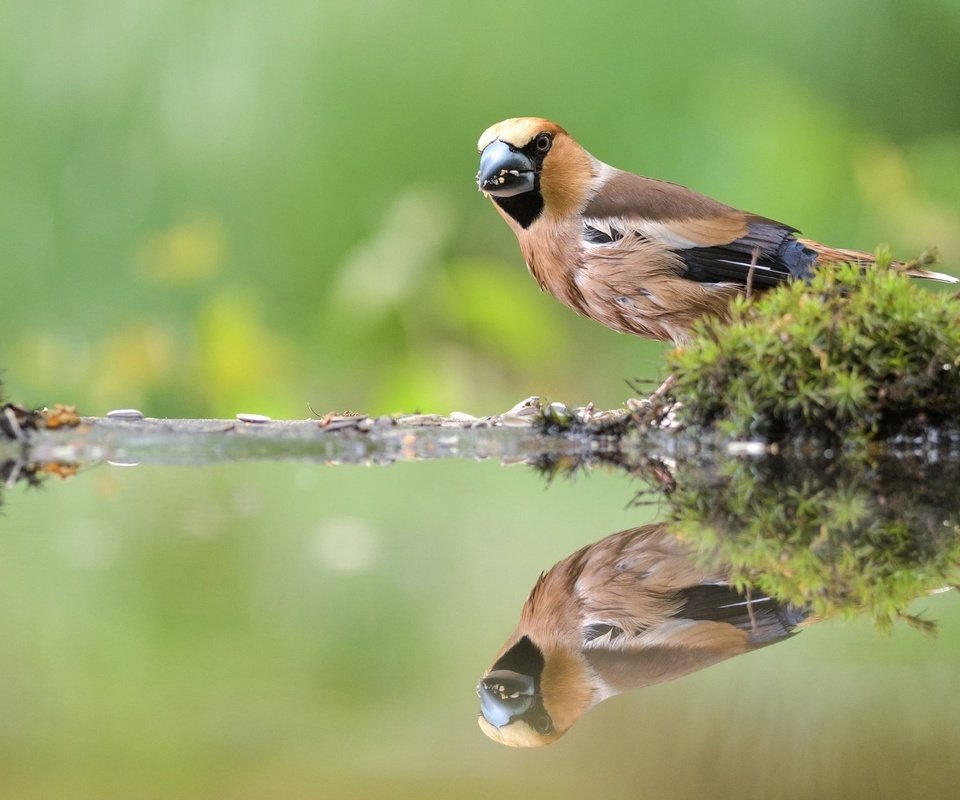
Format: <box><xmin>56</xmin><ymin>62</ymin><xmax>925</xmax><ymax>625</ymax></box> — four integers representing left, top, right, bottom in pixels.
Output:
<box><xmin>477</xmin><ymin>523</ymin><xmax>809</xmax><ymax>747</ymax></box>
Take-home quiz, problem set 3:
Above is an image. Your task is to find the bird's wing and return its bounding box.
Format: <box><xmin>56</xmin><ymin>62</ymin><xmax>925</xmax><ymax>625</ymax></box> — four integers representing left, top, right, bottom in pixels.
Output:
<box><xmin>668</xmin><ymin>584</ymin><xmax>806</xmax><ymax>644</ymax></box>
<box><xmin>583</xmin><ymin>170</ymin><xmax>816</xmax><ymax>286</ymax></box>
<box><xmin>580</xmin><ymin>584</ymin><xmax>803</xmax><ymax>650</ymax></box>
<box><xmin>571</xmin><ymin>526</ymin><xmax>806</xmax><ymax>694</ymax></box>
<box><xmin>582</xmin><ymin>622</ymin><xmax>752</xmax><ymax>696</ymax></box>
<box><xmin>580</xmin><ymin>587</ymin><xmax>805</xmax><ymax>697</ymax></box>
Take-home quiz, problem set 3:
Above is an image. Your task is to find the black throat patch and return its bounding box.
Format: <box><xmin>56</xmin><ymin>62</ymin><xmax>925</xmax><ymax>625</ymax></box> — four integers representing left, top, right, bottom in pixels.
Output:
<box><xmin>493</xmin><ymin>188</ymin><xmax>544</xmax><ymax>229</ymax></box>
<box><xmin>491</xmin><ymin>635</ymin><xmax>546</xmax><ymax>683</ymax></box>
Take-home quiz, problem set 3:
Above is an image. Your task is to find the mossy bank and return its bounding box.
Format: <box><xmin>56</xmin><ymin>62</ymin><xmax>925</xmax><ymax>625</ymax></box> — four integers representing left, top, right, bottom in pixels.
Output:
<box><xmin>666</xmin><ymin>254</ymin><xmax>960</xmax><ymax>445</ymax></box>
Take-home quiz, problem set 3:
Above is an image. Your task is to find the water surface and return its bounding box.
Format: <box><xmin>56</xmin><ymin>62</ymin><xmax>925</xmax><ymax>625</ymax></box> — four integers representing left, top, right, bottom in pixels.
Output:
<box><xmin>1</xmin><ymin>424</ymin><xmax>958</xmax><ymax>800</ymax></box>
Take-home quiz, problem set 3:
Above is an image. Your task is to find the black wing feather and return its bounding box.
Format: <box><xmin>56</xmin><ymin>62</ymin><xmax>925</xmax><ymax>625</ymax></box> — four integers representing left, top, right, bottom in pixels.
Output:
<box><xmin>678</xmin><ymin>584</ymin><xmax>808</xmax><ymax>644</ymax></box>
<box><xmin>679</xmin><ymin>221</ymin><xmax>818</xmax><ymax>287</ymax></box>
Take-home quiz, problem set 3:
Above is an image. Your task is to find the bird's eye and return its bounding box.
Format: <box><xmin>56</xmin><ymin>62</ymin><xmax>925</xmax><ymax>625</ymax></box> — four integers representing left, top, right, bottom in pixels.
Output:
<box><xmin>534</xmin><ymin>715</ymin><xmax>553</xmax><ymax>735</ymax></box>
<box><xmin>534</xmin><ymin>133</ymin><xmax>553</xmax><ymax>154</ymax></box>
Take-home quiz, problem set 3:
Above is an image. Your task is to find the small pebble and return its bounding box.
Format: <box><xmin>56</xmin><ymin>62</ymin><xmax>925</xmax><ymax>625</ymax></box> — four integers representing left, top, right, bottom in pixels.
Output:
<box><xmin>505</xmin><ymin>396</ymin><xmax>542</xmax><ymax>415</ymax></box>
<box><xmin>395</xmin><ymin>414</ymin><xmax>442</xmax><ymax>426</ymax></box>
<box><xmin>592</xmin><ymin>410</ymin><xmax>625</xmax><ymax>424</ymax></box>
<box><xmin>236</xmin><ymin>413</ymin><xmax>272</xmax><ymax>423</ymax></box>
<box><xmin>500</xmin><ymin>413</ymin><xmax>533</xmax><ymax>427</ymax></box>
<box><xmin>107</xmin><ymin>408</ymin><xmax>145</xmax><ymax>420</ymax></box>
<box><xmin>544</xmin><ymin>402</ymin><xmax>575</xmax><ymax>425</ymax></box>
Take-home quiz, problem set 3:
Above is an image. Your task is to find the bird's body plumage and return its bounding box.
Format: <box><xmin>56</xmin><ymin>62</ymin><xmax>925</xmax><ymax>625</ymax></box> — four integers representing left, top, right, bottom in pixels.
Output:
<box><xmin>477</xmin><ymin>524</ymin><xmax>808</xmax><ymax>747</ymax></box>
<box><xmin>476</xmin><ymin>118</ymin><xmax>956</xmax><ymax>342</ymax></box>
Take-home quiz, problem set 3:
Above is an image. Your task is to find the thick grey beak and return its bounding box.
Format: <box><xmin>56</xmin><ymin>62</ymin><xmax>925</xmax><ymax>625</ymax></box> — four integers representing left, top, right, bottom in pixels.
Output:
<box><xmin>477</xmin><ymin>669</ymin><xmax>536</xmax><ymax>729</ymax></box>
<box><xmin>476</xmin><ymin>140</ymin><xmax>537</xmax><ymax>197</ymax></box>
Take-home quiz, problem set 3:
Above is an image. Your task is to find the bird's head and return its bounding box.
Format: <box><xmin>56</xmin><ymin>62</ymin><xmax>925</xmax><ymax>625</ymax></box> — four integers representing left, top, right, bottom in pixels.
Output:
<box><xmin>476</xmin><ymin>634</ymin><xmax>594</xmax><ymax>747</ymax></box>
<box><xmin>476</xmin><ymin>118</ymin><xmax>595</xmax><ymax>228</ymax></box>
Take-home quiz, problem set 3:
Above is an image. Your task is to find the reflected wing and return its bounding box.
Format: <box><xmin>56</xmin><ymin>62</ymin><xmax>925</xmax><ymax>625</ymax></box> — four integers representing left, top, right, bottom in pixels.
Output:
<box><xmin>584</xmin><ymin>622</ymin><xmax>751</xmax><ymax>695</ymax></box>
<box><xmin>581</xmin><ymin>586</ymin><xmax>806</xmax><ymax>696</ymax></box>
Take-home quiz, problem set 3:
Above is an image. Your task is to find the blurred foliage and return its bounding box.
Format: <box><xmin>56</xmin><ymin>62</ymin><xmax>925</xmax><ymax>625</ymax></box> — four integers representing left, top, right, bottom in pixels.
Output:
<box><xmin>668</xmin><ymin>261</ymin><xmax>960</xmax><ymax>443</ymax></box>
<box><xmin>2</xmin><ymin>1</ymin><xmax>959</xmax><ymax>419</ymax></box>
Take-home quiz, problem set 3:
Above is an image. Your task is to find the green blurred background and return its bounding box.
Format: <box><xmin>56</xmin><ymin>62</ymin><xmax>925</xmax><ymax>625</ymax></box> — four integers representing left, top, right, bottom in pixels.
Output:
<box><xmin>3</xmin><ymin>2</ymin><xmax>960</xmax><ymax>799</ymax></box>
<box><xmin>3</xmin><ymin>0</ymin><xmax>959</xmax><ymax>418</ymax></box>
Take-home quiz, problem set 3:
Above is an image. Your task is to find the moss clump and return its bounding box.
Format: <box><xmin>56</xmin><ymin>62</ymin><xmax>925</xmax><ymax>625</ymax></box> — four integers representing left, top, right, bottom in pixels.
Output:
<box><xmin>669</xmin><ymin>453</ymin><xmax>960</xmax><ymax>631</ymax></box>
<box><xmin>667</xmin><ymin>258</ymin><xmax>960</xmax><ymax>442</ymax></box>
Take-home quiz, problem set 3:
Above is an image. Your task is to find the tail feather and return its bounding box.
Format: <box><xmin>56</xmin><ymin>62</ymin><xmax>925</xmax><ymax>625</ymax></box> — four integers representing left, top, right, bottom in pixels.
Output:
<box><xmin>797</xmin><ymin>238</ymin><xmax>959</xmax><ymax>284</ymax></box>
<box><xmin>906</xmin><ymin>267</ymin><xmax>960</xmax><ymax>284</ymax></box>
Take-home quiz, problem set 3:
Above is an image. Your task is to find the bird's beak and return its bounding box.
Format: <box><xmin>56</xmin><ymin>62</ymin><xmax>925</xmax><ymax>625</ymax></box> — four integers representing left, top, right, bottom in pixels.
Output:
<box><xmin>476</xmin><ymin>140</ymin><xmax>537</xmax><ymax>197</ymax></box>
<box><xmin>477</xmin><ymin>669</ymin><xmax>537</xmax><ymax>728</ymax></box>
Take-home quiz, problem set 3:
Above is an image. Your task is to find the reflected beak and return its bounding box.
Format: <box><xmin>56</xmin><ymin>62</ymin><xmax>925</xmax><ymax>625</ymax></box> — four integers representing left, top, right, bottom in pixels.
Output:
<box><xmin>477</xmin><ymin>669</ymin><xmax>536</xmax><ymax>728</ymax></box>
<box><xmin>476</xmin><ymin>140</ymin><xmax>537</xmax><ymax>197</ymax></box>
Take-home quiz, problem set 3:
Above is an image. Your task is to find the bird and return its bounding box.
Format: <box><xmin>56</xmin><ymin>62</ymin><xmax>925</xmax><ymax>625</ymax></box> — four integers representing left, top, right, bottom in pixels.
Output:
<box><xmin>476</xmin><ymin>524</ymin><xmax>809</xmax><ymax>747</ymax></box>
<box><xmin>476</xmin><ymin>117</ymin><xmax>958</xmax><ymax>343</ymax></box>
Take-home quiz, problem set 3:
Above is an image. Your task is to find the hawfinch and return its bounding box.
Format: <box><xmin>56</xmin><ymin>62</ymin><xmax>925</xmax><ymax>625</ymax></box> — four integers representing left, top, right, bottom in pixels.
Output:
<box><xmin>476</xmin><ymin>117</ymin><xmax>957</xmax><ymax>343</ymax></box>
<box><xmin>477</xmin><ymin>524</ymin><xmax>808</xmax><ymax>747</ymax></box>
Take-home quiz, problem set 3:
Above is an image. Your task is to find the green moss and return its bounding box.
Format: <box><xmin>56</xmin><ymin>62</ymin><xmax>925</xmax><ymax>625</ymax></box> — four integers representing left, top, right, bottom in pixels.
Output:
<box><xmin>667</xmin><ymin>257</ymin><xmax>960</xmax><ymax>443</ymax></box>
<box><xmin>668</xmin><ymin>452</ymin><xmax>960</xmax><ymax>631</ymax></box>
<box><xmin>660</xmin><ymin>259</ymin><xmax>960</xmax><ymax>628</ymax></box>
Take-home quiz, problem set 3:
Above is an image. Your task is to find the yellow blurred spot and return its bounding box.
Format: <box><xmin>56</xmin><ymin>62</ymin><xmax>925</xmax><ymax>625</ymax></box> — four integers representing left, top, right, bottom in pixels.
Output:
<box><xmin>194</xmin><ymin>289</ymin><xmax>296</xmax><ymax>414</ymax></box>
<box><xmin>136</xmin><ymin>216</ymin><xmax>226</xmax><ymax>285</ymax></box>
<box><xmin>100</xmin><ymin>325</ymin><xmax>177</xmax><ymax>383</ymax></box>
<box><xmin>91</xmin><ymin>323</ymin><xmax>179</xmax><ymax>408</ymax></box>
<box><xmin>853</xmin><ymin>140</ymin><xmax>912</xmax><ymax>200</ymax></box>
<box><xmin>854</xmin><ymin>139</ymin><xmax>960</xmax><ymax>259</ymax></box>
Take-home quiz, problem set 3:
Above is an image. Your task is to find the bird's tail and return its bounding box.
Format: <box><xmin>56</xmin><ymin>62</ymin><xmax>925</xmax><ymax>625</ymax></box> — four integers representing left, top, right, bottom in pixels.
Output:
<box><xmin>797</xmin><ymin>238</ymin><xmax>959</xmax><ymax>284</ymax></box>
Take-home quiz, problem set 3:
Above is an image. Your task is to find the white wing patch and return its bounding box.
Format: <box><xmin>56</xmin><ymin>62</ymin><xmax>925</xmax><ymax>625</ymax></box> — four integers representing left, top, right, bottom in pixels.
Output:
<box><xmin>582</xmin><ymin>218</ymin><xmax>626</xmax><ymax>245</ymax></box>
<box><xmin>583</xmin><ymin>216</ymin><xmax>705</xmax><ymax>249</ymax></box>
<box><xmin>631</xmin><ymin>220</ymin><xmax>702</xmax><ymax>249</ymax></box>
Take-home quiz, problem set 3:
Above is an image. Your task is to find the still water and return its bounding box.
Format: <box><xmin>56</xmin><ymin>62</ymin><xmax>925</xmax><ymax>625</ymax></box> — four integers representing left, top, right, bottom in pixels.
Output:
<box><xmin>2</xmin><ymin>437</ymin><xmax>959</xmax><ymax>800</ymax></box>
